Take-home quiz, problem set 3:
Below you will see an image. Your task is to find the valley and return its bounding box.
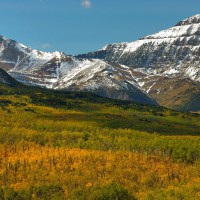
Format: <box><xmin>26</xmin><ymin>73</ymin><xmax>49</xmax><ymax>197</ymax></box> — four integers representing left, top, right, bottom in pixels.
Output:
<box><xmin>0</xmin><ymin>71</ymin><xmax>200</xmax><ymax>199</ymax></box>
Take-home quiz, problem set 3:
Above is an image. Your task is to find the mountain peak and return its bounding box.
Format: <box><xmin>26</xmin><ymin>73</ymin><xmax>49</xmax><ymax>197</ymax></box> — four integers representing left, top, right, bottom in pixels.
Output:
<box><xmin>176</xmin><ymin>14</ymin><xmax>200</xmax><ymax>26</ymax></box>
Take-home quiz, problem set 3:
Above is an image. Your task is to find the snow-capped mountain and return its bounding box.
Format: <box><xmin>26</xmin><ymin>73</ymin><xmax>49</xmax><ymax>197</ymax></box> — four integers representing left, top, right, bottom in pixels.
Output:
<box><xmin>1</xmin><ymin>14</ymin><xmax>200</xmax><ymax>110</ymax></box>
<box><xmin>77</xmin><ymin>14</ymin><xmax>200</xmax><ymax>111</ymax></box>
<box><xmin>0</xmin><ymin>36</ymin><xmax>156</xmax><ymax>105</ymax></box>
<box><xmin>78</xmin><ymin>14</ymin><xmax>200</xmax><ymax>82</ymax></box>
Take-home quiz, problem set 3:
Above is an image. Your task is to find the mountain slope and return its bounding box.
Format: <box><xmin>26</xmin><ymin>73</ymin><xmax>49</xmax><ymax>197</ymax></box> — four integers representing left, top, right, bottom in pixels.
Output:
<box><xmin>77</xmin><ymin>14</ymin><xmax>200</xmax><ymax>111</ymax></box>
<box><xmin>77</xmin><ymin>14</ymin><xmax>200</xmax><ymax>81</ymax></box>
<box><xmin>0</xmin><ymin>76</ymin><xmax>200</xmax><ymax>200</ymax></box>
<box><xmin>0</xmin><ymin>70</ymin><xmax>200</xmax><ymax>135</ymax></box>
<box><xmin>0</xmin><ymin>37</ymin><xmax>156</xmax><ymax>105</ymax></box>
<box><xmin>2</xmin><ymin>14</ymin><xmax>200</xmax><ymax>110</ymax></box>
<box><xmin>0</xmin><ymin>62</ymin><xmax>200</xmax><ymax>200</ymax></box>
<box><xmin>0</xmin><ymin>67</ymin><xmax>21</xmax><ymax>87</ymax></box>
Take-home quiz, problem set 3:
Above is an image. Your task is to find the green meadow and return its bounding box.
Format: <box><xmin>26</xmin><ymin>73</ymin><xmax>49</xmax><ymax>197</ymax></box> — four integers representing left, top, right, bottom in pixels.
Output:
<box><xmin>0</xmin><ymin>82</ymin><xmax>200</xmax><ymax>199</ymax></box>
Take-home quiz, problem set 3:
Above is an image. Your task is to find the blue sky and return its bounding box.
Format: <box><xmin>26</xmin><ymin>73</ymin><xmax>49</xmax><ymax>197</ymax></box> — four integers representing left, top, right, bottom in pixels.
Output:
<box><xmin>0</xmin><ymin>0</ymin><xmax>199</xmax><ymax>55</ymax></box>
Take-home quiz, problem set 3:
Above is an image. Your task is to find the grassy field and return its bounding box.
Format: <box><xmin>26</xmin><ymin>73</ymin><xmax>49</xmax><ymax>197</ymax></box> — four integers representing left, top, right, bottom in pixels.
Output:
<box><xmin>0</xmin><ymin>82</ymin><xmax>200</xmax><ymax>199</ymax></box>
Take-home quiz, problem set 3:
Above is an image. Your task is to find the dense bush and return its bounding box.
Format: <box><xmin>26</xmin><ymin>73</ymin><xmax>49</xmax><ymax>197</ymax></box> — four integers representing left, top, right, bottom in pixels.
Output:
<box><xmin>71</xmin><ymin>184</ymin><xmax>137</xmax><ymax>200</ymax></box>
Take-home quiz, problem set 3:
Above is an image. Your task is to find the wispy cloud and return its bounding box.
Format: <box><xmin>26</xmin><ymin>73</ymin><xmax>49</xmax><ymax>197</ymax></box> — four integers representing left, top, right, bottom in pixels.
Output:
<box><xmin>41</xmin><ymin>43</ymin><xmax>51</xmax><ymax>49</ymax></box>
<box><xmin>81</xmin><ymin>0</ymin><xmax>92</xmax><ymax>9</ymax></box>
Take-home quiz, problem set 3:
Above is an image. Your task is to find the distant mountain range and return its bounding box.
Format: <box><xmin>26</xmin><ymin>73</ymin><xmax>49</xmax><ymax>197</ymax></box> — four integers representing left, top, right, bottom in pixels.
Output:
<box><xmin>1</xmin><ymin>14</ymin><xmax>200</xmax><ymax>111</ymax></box>
<box><xmin>0</xmin><ymin>36</ymin><xmax>156</xmax><ymax>106</ymax></box>
<box><xmin>78</xmin><ymin>14</ymin><xmax>200</xmax><ymax>111</ymax></box>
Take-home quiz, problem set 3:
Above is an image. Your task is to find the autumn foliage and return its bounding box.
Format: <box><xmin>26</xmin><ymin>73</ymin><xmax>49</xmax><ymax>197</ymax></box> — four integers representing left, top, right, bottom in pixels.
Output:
<box><xmin>0</xmin><ymin>88</ymin><xmax>200</xmax><ymax>199</ymax></box>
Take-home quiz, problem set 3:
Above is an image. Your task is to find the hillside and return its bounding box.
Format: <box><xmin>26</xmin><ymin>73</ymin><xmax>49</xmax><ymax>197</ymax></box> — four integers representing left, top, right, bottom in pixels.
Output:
<box><xmin>0</xmin><ymin>69</ymin><xmax>199</xmax><ymax>135</ymax></box>
<box><xmin>77</xmin><ymin>14</ymin><xmax>200</xmax><ymax>111</ymax></box>
<box><xmin>0</xmin><ymin>69</ymin><xmax>200</xmax><ymax>199</ymax></box>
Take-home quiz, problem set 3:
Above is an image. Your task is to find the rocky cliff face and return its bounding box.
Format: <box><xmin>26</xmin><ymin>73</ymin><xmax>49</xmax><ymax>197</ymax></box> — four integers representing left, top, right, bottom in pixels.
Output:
<box><xmin>77</xmin><ymin>14</ymin><xmax>200</xmax><ymax>111</ymax></box>
<box><xmin>78</xmin><ymin>14</ymin><xmax>200</xmax><ymax>80</ymax></box>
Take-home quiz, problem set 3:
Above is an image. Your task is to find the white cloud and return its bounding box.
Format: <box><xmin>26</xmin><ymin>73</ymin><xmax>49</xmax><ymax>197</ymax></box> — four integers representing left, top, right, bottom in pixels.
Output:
<box><xmin>81</xmin><ymin>0</ymin><xmax>92</xmax><ymax>8</ymax></box>
<box><xmin>41</xmin><ymin>43</ymin><xmax>51</xmax><ymax>49</ymax></box>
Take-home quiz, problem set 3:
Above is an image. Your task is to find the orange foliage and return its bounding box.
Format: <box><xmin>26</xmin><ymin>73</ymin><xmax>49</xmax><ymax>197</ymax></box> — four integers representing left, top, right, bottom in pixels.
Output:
<box><xmin>0</xmin><ymin>142</ymin><xmax>199</xmax><ymax>198</ymax></box>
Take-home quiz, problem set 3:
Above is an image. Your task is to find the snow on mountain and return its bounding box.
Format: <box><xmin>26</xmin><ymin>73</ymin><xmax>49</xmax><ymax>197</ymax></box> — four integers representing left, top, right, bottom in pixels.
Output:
<box><xmin>176</xmin><ymin>14</ymin><xmax>200</xmax><ymax>26</ymax></box>
<box><xmin>1</xmin><ymin>13</ymin><xmax>200</xmax><ymax>110</ymax></box>
<box><xmin>77</xmin><ymin>14</ymin><xmax>200</xmax><ymax>83</ymax></box>
<box><xmin>0</xmin><ymin>35</ymin><xmax>156</xmax><ymax>105</ymax></box>
<box><xmin>77</xmin><ymin>14</ymin><xmax>200</xmax><ymax>111</ymax></box>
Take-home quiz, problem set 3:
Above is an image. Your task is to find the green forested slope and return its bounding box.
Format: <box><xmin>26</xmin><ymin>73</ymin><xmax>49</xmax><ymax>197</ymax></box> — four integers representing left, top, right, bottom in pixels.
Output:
<box><xmin>0</xmin><ymin>71</ymin><xmax>200</xmax><ymax>199</ymax></box>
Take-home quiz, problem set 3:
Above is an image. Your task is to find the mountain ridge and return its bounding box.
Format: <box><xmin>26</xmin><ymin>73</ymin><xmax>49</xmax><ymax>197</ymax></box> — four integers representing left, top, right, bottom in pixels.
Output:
<box><xmin>1</xmin><ymin>14</ymin><xmax>200</xmax><ymax>110</ymax></box>
<box><xmin>0</xmin><ymin>36</ymin><xmax>157</xmax><ymax>106</ymax></box>
<box><xmin>77</xmin><ymin>14</ymin><xmax>200</xmax><ymax>111</ymax></box>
